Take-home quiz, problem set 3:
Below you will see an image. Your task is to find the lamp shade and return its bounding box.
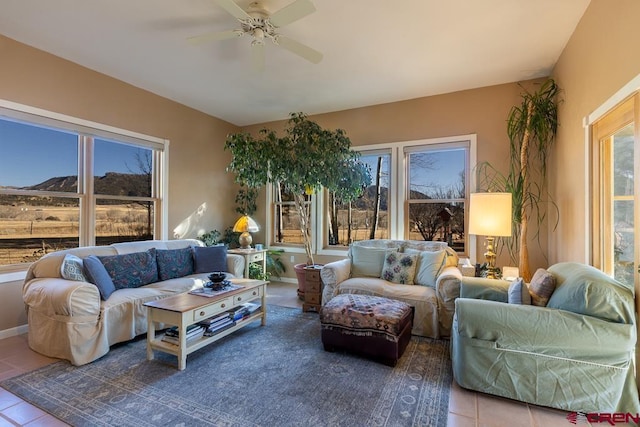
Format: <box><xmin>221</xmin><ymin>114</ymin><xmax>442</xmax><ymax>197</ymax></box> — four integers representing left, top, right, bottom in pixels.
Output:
<box><xmin>468</xmin><ymin>192</ymin><xmax>512</xmax><ymax>237</ymax></box>
<box><xmin>233</xmin><ymin>215</ymin><xmax>259</xmax><ymax>233</ymax></box>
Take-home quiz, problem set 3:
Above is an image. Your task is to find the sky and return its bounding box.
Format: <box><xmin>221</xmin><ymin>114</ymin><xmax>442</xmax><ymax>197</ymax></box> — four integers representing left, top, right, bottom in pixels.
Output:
<box><xmin>360</xmin><ymin>148</ymin><xmax>465</xmax><ymax>196</ymax></box>
<box><xmin>0</xmin><ymin>118</ymin><xmax>148</xmax><ymax>188</ymax></box>
<box><xmin>1</xmin><ymin>115</ymin><xmax>464</xmax><ymax>193</ymax></box>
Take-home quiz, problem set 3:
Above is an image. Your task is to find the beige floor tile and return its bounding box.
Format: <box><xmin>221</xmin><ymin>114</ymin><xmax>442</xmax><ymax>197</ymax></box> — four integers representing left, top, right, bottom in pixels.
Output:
<box><xmin>0</xmin><ymin>388</ymin><xmax>23</xmax><ymax>411</ymax></box>
<box><xmin>0</xmin><ymin>414</ymin><xmax>17</xmax><ymax>427</ymax></box>
<box><xmin>529</xmin><ymin>404</ymin><xmax>574</xmax><ymax>427</ymax></box>
<box><xmin>0</xmin><ymin>367</ymin><xmax>25</xmax><ymax>382</ymax></box>
<box><xmin>0</xmin><ymin>362</ymin><xmax>14</xmax><ymax>375</ymax></box>
<box><xmin>477</xmin><ymin>393</ymin><xmax>532</xmax><ymax>427</ymax></box>
<box><xmin>25</xmin><ymin>413</ymin><xmax>71</xmax><ymax>427</ymax></box>
<box><xmin>448</xmin><ymin>412</ymin><xmax>477</xmax><ymax>427</ymax></box>
<box><xmin>1</xmin><ymin>401</ymin><xmax>48</xmax><ymax>425</ymax></box>
<box><xmin>2</xmin><ymin>351</ymin><xmax>58</xmax><ymax>372</ymax></box>
<box><xmin>0</xmin><ymin>335</ymin><xmax>29</xmax><ymax>356</ymax></box>
<box><xmin>449</xmin><ymin>381</ymin><xmax>478</xmax><ymax>418</ymax></box>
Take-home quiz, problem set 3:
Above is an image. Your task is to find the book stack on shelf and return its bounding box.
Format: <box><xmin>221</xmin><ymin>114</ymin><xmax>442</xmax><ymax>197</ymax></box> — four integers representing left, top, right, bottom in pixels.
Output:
<box><xmin>228</xmin><ymin>302</ymin><xmax>261</xmax><ymax>322</ymax></box>
<box><xmin>161</xmin><ymin>324</ymin><xmax>205</xmax><ymax>345</ymax></box>
<box><xmin>200</xmin><ymin>312</ymin><xmax>236</xmax><ymax>337</ymax></box>
<box><xmin>200</xmin><ymin>303</ymin><xmax>263</xmax><ymax>337</ymax></box>
<box><xmin>161</xmin><ymin>303</ymin><xmax>263</xmax><ymax>344</ymax></box>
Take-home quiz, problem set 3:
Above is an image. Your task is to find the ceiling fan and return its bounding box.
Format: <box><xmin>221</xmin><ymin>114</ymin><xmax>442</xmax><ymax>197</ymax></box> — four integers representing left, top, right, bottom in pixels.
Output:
<box><xmin>188</xmin><ymin>0</ymin><xmax>323</xmax><ymax>70</ymax></box>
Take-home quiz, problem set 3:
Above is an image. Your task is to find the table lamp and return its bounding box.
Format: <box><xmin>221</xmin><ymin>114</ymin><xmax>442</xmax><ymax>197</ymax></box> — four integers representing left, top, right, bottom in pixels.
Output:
<box><xmin>468</xmin><ymin>192</ymin><xmax>512</xmax><ymax>279</ymax></box>
<box><xmin>233</xmin><ymin>215</ymin><xmax>259</xmax><ymax>249</ymax></box>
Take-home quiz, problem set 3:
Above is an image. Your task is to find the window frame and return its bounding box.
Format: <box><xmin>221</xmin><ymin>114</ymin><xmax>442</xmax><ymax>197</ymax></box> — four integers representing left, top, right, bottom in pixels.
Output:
<box><xmin>404</xmin><ymin>141</ymin><xmax>469</xmax><ymax>251</ymax></box>
<box><xmin>266</xmin><ymin>134</ymin><xmax>477</xmax><ymax>261</ymax></box>
<box><xmin>0</xmin><ymin>99</ymin><xmax>169</xmax><ymax>280</ymax></box>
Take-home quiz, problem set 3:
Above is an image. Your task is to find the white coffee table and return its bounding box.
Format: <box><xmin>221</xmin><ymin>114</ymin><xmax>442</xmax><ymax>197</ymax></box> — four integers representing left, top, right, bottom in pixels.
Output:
<box><xmin>144</xmin><ymin>278</ymin><xmax>267</xmax><ymax>370</ymax></box>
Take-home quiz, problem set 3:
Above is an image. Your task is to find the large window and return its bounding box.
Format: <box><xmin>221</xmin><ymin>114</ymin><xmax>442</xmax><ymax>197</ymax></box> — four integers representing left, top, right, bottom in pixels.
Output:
<box><xmin>0</xmin><ymin>102</ymin><xmax>167</xmax><ymax>270</ymax></box>
<box><xmin>271</xmin><ymin>183</ymin><xmax>308</xmax><ymax>245</ymax></box>
<box><xmin>406</xmin><ymin>144</ymin><xmax>467</xmax><ymax>253</ymax></box>
<box><xmin>326</xmin><ymin>150</ymin><xmax>391</xmax><ymax>245</ymax></box>
<box><xmin>592</xmin><ymin>94</ymin><xmax>638</xmax><ymax>287</ymax></box>
<box><xmin>266</xmin><ymin>135</ymin><xmax>475</xmax><ymax>258</ymax></box>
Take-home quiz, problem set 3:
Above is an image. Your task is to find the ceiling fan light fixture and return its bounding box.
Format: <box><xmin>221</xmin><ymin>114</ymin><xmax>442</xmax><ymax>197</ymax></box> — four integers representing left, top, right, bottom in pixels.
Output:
<box><xmin>188</xmin><ymin>0</ymin><xmax>322</xmax><ymax>68</ymax></box>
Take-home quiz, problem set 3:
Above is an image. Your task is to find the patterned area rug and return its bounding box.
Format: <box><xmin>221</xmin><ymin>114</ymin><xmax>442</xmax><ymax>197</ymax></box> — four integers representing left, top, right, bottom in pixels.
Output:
<box><xmin>1</xmin><ymin>305</ymin><xmax>451</xmax><ymax>427</ymax></box>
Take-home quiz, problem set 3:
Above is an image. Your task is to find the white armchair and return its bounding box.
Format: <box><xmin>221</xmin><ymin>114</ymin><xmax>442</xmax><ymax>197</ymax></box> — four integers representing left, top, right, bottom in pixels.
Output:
<box><xmin>321</xmin><ymin>239</ymin><xmax>462</xmax><ymax>338</ymax></box>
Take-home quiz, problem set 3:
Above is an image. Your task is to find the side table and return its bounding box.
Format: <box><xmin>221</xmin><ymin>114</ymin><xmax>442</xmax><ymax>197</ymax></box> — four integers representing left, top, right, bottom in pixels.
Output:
<box><xmin>228</xmin><ymin>248</ymin><xmax>267</xmax><ymax>278</ymax></box>
<box><xmin>303</xmin><ymin>265</ymin><xmax>323</xmax><ymax>313</ymax></box>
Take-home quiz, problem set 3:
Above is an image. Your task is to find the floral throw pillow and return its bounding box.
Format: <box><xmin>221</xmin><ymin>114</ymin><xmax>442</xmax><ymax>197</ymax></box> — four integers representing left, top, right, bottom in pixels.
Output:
<box><xmin>380</xmin><ymin>251</ymin><xmax>418</xmax><ymax>285</ymax></box>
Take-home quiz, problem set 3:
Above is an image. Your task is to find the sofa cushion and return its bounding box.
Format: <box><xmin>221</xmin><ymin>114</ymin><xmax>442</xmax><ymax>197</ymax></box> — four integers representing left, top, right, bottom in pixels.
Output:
<box><xmin>83</xmin><ymin>255</ymin><xmax>116</xmax><ymax>300</ymax></box>
<box><xmin>547</xmin><ymin>265</ymin><xmax>635</xmax><ymax>324</ymax></box>
<box><xmin>528</xmin><ymin>268</ymin><xmax>556</xmax><ymax>306</ymax></box>
<box><xmin>98</xmin><ymin>248</ymin><xmax>159</xmax><ymax>290</ymax></box>
<box><xmin>508</xmin><ymin>278</ymin><xmax>531</xmax><ymax>305</ymax></box>
<box><xmin>193</xmin><ymin>245</ymin><xmax>227</xmax><ymax>273</ymax></box>
<box><xmin>156</xmin><ymin>247</ymin><xmax>195</xmax><ymax>281</ymax></box>
<box><xmin>60</xmin><ymin>254</ymin><xmax>88</xmax><ymax>282</ymax></box>
<box><xmin>350</xmin><ymin>245</ymin><xmax>395</xmax><ymax>278</ymax></box>
<box><xmin>381</xmin><ymin>251</ymin><xmax>417</xmax><ymax>284</ymax></box>
<box><xmin>405</xmin><ymin>249</ymin><xmax>447</xmax><ymax>287</ymax></box>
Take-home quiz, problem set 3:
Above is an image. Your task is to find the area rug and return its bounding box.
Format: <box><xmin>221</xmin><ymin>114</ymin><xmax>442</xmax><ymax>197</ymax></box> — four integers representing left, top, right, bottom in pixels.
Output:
<box><xmin>1</xmin><ymin>305</ymin><xmax>452</xmax><ymax>427</ymax></box>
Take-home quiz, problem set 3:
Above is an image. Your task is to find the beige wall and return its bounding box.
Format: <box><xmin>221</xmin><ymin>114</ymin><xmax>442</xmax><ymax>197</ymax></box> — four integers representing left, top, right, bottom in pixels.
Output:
<box><xmin>0</xmin><ymin>35</ymin><xmax>241</xmax><ymax>332</ymax></box>
<box><xmin>550</xmin><ymin>0</ymin><xmax>640</xmax><ymax>264</ymax></box>
<box><xmin>244</xmin><ymin>81</ymin><xmax>548</xmax><ymax>277</ymax></box>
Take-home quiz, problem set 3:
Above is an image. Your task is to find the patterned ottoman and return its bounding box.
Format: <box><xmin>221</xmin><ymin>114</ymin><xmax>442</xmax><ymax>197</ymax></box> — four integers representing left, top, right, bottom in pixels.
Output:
<box><xmin>320</xmin><ymin>294</ymin><xmax>414</xmax><ymax>366</ymax></box>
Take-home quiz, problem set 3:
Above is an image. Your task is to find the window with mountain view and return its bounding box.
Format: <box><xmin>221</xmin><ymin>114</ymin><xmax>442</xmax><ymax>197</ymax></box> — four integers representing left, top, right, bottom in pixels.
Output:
<box><xmin>266</xmin><ymin>137</ymin><xmax>473</xmax><ymax>257</ymax></box>
<box><xmin>0</xmin><ymin>110</ymin><xmax>165</xmax><ymax>269</ymax></box>
<box><xmin>94</xmin><ymin>139</ymin><xmax>155</xmax><ymax>243</ymax></box>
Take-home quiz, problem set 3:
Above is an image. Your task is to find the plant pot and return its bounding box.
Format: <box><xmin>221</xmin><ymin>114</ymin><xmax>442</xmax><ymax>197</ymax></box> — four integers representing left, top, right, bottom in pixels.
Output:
<box><xmin>294</xmin><ymin>263</ymin><xmax>307</xmax><ymax>300</ymax></box>
<box><xmin>294</xmin><ymin>263</ymin><xmax>324</xmax><ymax>300</ymax></box>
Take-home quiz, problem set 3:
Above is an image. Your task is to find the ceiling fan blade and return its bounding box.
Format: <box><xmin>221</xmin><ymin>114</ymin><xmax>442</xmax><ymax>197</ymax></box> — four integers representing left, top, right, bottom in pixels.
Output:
<box><xmin>269</xmin><ymin>0</ymin><xmax>316</xmax><ymax>28</ymax></box>
<box><xmin>187</xmin><ymin>29</ymin><xmax>243</xmax><ymax>44</ymax></box>
<box><xmin>252</xmin><ymin>42</ymin><xmax>265</xmax><ymax>72</ymax></box>
<box><xmin>275</xmin><ymin>35</ymin><xmax>323</xmax><ymax>64</ymax></box>
<box><xmin>215</xmin><ymin>0</ymin><xmax>251</xmax><ymax>20</ymax></box>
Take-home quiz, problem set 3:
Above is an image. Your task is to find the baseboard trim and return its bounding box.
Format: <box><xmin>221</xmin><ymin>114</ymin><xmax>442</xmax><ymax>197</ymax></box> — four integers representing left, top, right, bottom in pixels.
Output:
<box><xmin>0</xmin><ymin>324</ymin><xmax>28</xmax><ymax>340</ymax></box>
<box><xmin>273</xmin><ymin>277</ymin><xmax>297</xmax><ymax>285</ymax></box>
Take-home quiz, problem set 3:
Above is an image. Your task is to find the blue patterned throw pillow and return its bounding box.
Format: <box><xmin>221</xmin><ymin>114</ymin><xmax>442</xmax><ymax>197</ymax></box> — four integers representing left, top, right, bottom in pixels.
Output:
<box><xmin>61</xmin><ymin>254</ymin><xmax>88</xmax><ymax>282</ymax></box>
<box><xmin>380</xmin><ymin>251</ymin><xmax>418</xmax><ymax>285</ymax></box>
<box><xmin>98</xmin><ymin>248</ymin><xmax>159</xmax><ymax>289</ymax></box>
<box><xmin>156</xmin><ymin>247</ymin><xmax>195</xmax><ymax>281</ymax></box>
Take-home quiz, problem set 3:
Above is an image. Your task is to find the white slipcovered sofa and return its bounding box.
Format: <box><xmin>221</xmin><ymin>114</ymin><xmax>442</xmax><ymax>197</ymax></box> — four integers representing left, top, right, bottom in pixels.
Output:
<box><xmin>22</xmin><ymin>239</ymin><xmax>244</xmax><ymax>366</ymax></box>
<box><xmin>321</xmin><ymin>239</ymin><xmax>462</xmax><ymax>338</ymax></box>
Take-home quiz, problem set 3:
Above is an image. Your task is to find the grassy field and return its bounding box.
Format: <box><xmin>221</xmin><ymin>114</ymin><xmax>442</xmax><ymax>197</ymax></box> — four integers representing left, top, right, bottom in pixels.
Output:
<box><xmin>0</xmin><ymin>204</ymin><xmax>151</xmax><ymax>266</ymax></box>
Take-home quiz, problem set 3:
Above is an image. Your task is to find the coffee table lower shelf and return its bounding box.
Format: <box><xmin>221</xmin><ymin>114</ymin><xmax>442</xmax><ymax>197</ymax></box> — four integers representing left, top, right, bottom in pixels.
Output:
<box><xmin>144</xmin><ymin>279</ymin><xmax>267</xmax><ymax>370</ymax></box>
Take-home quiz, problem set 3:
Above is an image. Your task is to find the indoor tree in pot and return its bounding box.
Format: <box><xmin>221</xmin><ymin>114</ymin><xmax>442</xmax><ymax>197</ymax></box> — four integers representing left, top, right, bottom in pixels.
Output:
<box><xmin>224</xmin><ymin>112</ymin><xmax>371</xmax><ymax>296</ymax></box>
<box><xmin>477</xmin><ymin>78</ymin><xmax>561</xmax><ymax>281</ymax></box>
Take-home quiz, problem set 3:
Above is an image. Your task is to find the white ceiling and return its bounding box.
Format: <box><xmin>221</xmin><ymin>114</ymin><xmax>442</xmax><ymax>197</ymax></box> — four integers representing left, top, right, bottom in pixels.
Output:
<box><xmin>0</xmin><ymin>0</ymin><xmax>590</xmax><ymax>126</ymax></box>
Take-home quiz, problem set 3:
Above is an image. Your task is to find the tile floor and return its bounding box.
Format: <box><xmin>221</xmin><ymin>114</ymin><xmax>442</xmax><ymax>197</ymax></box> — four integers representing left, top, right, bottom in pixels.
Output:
<box><xmin>0</xmin><ymin>281</ymin><xmax>583</xmax><ymax>426</ymax></box>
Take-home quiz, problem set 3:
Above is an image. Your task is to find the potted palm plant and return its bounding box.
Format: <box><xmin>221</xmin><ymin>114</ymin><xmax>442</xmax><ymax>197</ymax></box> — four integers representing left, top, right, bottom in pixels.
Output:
<box><xmin>477</xmin><ymin>79</ymin><xmax>561</xmax><ymax>281</ymax></box>
<box><xmin>224</xmin><ymin>112</ymin><xmax>371</xmax><ymax>295</ymax></box>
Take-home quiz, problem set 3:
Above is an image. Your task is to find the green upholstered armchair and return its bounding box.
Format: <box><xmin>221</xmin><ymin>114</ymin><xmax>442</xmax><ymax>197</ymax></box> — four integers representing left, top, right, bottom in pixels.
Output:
<box><xmin>451</xmin><ymin>262</ymin><xmax>640</xmax><ymax>414</ymax></box>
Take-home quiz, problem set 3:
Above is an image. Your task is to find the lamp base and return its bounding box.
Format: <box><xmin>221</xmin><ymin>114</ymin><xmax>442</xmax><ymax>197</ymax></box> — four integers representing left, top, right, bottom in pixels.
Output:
<box><xmin>483</xmin><ymin>236</ymin><xmax>499</xmax><ymax>279</ymax></box>
<box><xmin>238</xmin><ymin>232</ymin><xmax>253</xmax><ymax>249</ymax></box>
